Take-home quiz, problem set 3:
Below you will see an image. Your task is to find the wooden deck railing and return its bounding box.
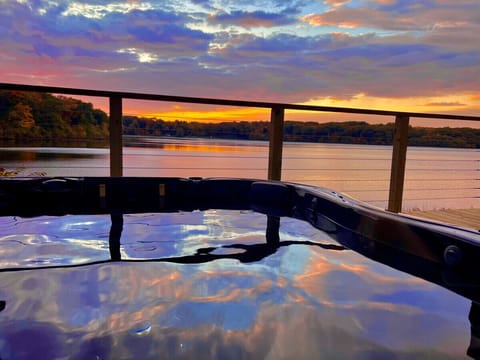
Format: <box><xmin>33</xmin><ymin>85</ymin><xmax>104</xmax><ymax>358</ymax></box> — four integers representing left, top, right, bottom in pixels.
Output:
<box><xmin>1</xmin><ymin>82</ymin><xmax>480</xmax><ymax>212</ymax></box>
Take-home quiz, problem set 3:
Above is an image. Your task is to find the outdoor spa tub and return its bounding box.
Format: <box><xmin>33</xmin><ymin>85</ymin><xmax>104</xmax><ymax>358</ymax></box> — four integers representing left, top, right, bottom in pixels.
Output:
<box><xmin>0</xmin><ymin>177</ymin><xmax>479</xmax><ymax>359</ymax></box>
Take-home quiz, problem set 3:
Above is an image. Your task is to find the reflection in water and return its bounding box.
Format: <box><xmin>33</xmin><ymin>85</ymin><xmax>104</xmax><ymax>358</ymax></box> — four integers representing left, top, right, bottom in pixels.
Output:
<box><xmin>0</xmin><ymin>148</ymin><xmax>108</xmax><ymax>176</ymax></box>
<box><xmin>160</xmin><ymin>143</ymin><xmax>253</xmax><ymax>153</ymax></box>
<box><xmin>0</xmin><ymin>210</ymin><xmax>475</xmax><ymax>359</ymax></box>
<box><xmin>109</xmin><ymin>213</ymin><xmax>123</xmax><ymax>261</ymax></box>
<box><xmin>0</xmin><ymin>139</ymin><xmax>109</xmax><ymax>148</ymax></box>
<box><xmin>123</xmin><ymin>136</ymin><xmax>266</xmax><ymax>153</ymax></box>
<box><xmin>0</xmin><ymin>149</ymin><xmax>105</xmax><ymax>161</ymax></box>
<box><xmin>129</xmin><ymin>321</ymin><xmax>153</xmax><ymax>337</ymax></box>
<box><xmin>148</xmin><ymin>239</ymin><xmax>345</xmax><ymax>265</ymax></box>
<box><xmin>469</xmin><ymin>303</ymin><xmax>480</xmax><ymax>359</ymax></box>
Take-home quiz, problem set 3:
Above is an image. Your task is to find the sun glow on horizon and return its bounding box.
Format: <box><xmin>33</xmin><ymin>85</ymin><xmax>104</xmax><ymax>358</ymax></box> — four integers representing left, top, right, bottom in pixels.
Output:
<box><xmin>139</xmin><ymin>107</ymin><xmax>271</xmax><ymax>123</ymax></box>
<box><xmin>119</xmin><ymin>92</ymin><xmax>480</xmax><ymax>127</ymax></box>
<box><xmin>300</xmin><ymin>92</ymin><xmax>480</xmax><ymax>114</ymax></box>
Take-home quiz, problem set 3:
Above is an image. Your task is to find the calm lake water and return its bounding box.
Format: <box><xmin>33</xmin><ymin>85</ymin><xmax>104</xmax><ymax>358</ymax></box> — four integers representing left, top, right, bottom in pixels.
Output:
<box><xmin>0</xmin><ymin>136</ymin><xmax>479</xmax><ymax>211</ymax></box>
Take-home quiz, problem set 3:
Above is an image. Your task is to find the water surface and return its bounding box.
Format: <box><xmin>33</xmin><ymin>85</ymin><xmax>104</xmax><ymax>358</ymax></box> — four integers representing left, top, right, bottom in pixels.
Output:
<box><xmin>0</xmin><ymin>210</ymin><xmax>474</xmax><ymax>359</ymax></box>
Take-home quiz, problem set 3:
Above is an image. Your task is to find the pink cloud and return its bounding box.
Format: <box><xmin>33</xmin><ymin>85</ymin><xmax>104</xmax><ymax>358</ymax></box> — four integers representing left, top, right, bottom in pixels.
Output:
<box><xmin>208</xmin><ymin>14</ymin><xmax>278</xmax><ymax>29</ymax></box>
<box><xmin>301</xmin><ymin>7</ymin><xmax>425</xmax><ymax>31</ymax></box>
<box><xmin>301</xmin><ymin>2</ymin><xmax>480</xmax><ymax>35</ymax></box>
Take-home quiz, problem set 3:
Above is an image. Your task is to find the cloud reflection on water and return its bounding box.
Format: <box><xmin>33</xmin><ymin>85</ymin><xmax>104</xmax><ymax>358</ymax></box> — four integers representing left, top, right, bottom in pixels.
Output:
<box><xmin>0</xmin><ymin>210</ymin><xmax>472</xmax><ymax>359</ymax></box>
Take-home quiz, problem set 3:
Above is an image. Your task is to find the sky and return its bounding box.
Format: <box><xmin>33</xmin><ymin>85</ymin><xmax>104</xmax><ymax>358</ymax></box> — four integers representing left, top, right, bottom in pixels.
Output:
<box><xmin>1</xmin><ymin>0</ymin><xmax>480</xmax><ymax>126</ymax></box>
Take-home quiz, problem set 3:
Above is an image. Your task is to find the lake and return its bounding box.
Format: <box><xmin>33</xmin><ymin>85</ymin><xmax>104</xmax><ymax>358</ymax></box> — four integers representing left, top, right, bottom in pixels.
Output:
<box><xmin>0</xmin><ymin>136</ymin><xmax>478</xmax><ymax>211</ymax></box>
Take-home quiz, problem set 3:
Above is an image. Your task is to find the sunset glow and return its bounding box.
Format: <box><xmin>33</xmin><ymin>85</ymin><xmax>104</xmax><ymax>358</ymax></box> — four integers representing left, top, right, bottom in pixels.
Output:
<box><xmin>301</xmin><ymin>92</ymin><xmax>480</xmax><ymax>114</ymax></box>
<box><xmin>1</xmin><ymin>0</ymin><xmax>479</xmax><ymax>125</ymax></box>
<box><xmin>141</xmin><ymin>107</ymin><xmax>270</xmax><ymax>123</ymax></box>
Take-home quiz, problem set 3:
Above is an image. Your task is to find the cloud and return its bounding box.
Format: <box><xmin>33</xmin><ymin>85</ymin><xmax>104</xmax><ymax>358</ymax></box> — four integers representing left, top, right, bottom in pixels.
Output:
<box><xmin>1</xmin><ymin>2</ymin><xmax>213</xmax><ymax>65</ymax></box>
<box><xmin>301</xmin><ymin>0</ymin><xmax>480</xmax><ymax>35</ymax></box>
<box><xmin>301</xmin><ymin>7</ymin><xmax>429</xmax><ymax>31</ymax></box>
<box><xmin>207</xmin><ymin>9</ymin><xmax>298</xmax><ymax>29</ymax></box>
<box><xmin>425</xmin><ymin>102</ymin><xmax>466</xmax><ymax>107</ymax></box>
<box><xmin>61</xmin><ymin>1</ymin><xmax>155</xmax><ymax>19</ymax></box>
<box><xmin>323</xmin><ymin>0</ymin><xmax>352</xmax><ymax>7</ymax></box>
<box><xmin>1</xmin><ymin>0</ymin><xmax>480</xmax><ymax>119</ymax></box>
<box><xmin>200</xmin><ymin>29</ymin><xmax>480</xmax><ymax>102</ymax></box>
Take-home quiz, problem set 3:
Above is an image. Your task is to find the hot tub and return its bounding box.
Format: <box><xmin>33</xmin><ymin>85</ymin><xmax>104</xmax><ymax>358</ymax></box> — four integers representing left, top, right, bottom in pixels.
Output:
<box><xmin>0</xmin><ymin>177</ymin><xmax>479</xmax><ymax>359</ymax></box>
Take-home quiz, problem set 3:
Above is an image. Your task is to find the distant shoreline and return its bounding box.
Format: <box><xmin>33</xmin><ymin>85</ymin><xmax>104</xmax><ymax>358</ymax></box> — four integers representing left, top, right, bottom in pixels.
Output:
<box><xmin>2</xmin><ymin>90</ymin><xmax>479</xmax><ymax>150</ymax></box>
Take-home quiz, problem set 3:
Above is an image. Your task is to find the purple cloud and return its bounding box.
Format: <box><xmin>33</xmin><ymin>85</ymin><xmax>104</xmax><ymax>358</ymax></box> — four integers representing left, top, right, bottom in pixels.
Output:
<box><xmin>208</xmin><ymin>9</ymin><xmax>297</xmax><ymax>29</ymax></box>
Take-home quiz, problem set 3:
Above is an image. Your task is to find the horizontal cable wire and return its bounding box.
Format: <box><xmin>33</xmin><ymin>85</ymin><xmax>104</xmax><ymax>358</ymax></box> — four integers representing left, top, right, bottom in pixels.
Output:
<box><xmin>283</xmin><ymin>168</ymin><xmax>390</xmax><ymax>171</ymax></box>
<box><xmin>124</xmin><ymin>167</ymin><xmax>264</xmax><ymax>170</ymax></box>
<box><xmin>406</xmin><ymin>168</ymin><xmax>477</xmax><ymax>172</ymax></box>
<box><xmin>259</xmin><ymin>178</ymin><xmax>479</xmax><ymax>182</ymax></box>
<box><xmin>340</xmin><ymin>188</ymin><xmax>479</xmax><ymax>193</ymax></box>
<box><xmin>6</xmin><ymin>166</ymin><xmax>109</xmax><ymax>169</ymax></box>
<box><xmin>125</xmin><ymin>154</ymin><xmax>268</xmax><ymax>159</ymax></box>
<box><xmin>282</xmin><ymin>144</ymin><xmax>394</xmax><ymax>150</ymax></box>
<box><xmin>284</xmin><ymin>156</ymin><xmax>391</xmax><ymax>160</ymax></box>
<box><xmin>403</xmin><ymin>196</ymin><xmax>480</xmax><ymax>201</ymax></box>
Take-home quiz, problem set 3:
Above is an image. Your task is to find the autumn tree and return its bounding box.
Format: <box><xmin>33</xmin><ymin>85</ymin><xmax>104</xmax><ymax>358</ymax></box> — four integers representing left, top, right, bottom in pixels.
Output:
<box><xmin>7</xmin><ymin>103</ymin><xmax>35</xmax><ymax>128</ymax></box>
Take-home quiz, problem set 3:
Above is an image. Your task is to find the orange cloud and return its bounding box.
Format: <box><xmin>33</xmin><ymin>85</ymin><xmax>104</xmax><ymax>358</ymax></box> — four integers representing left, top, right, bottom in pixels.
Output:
<box><xmin>375</xmin><ymin>0</ymin><xmax>396</xmax><ymax>4</ymax></box>
<box><xmin>299</xmin><ymin>92</ymin><xmax>479</xmax><ymax>113</ymax></box>
<box><xmin>323</xmin><ymin>0</ymin><xmax>352</xmax><ymax>7</ymax></box>
<box><xmin>301</xmin><ymin>13</ymin><xmax>360</xmax><ymax>28</ymax></box>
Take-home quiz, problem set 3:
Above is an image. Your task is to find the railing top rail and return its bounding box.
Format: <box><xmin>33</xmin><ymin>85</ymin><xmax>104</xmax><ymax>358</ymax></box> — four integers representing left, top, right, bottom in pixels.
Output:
<box><xmin>1</xmin><ymin>82</ymin><xmax>479</xmax><ymax>122</ymax></box>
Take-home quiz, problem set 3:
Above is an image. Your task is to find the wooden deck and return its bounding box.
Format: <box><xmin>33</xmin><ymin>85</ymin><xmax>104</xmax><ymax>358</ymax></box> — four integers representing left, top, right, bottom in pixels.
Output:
<box><xmin>404</xmin><ymin>208</ymin><xmax>480</xmax><ymax>231</ymax></box>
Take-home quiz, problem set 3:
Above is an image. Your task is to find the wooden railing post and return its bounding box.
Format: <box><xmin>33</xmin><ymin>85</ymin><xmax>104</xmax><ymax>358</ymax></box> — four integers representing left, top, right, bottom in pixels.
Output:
<box><xmin>268</xmin><ymin>107</ymin><xmax>284</xmax><ymax>181</ymax></box>
<box><xmin>109</xmin><ymin>96</ymin><xmax>123</xmax><ymax>177</ymax></box>
<box><xmin>388</xmin><ymin>115</ymin><xmax>410</xmax><ymax>212</ymax></box>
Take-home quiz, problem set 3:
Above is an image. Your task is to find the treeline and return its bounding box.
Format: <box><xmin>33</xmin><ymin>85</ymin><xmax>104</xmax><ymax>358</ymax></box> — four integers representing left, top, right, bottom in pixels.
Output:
<box><xmin>123</xmin><ymin>116</ymin><xmax>480</xmax><ymax>148</ymax></box>
<box><xmin>1</xmin><ymin>91</ymin><xmax>479</xmax><ymax>148</ymax></box>
<box><xmin>0</xmin><ymin>90</ymin><xmax>109</xmax><ymax>139</ymax></box>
